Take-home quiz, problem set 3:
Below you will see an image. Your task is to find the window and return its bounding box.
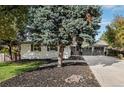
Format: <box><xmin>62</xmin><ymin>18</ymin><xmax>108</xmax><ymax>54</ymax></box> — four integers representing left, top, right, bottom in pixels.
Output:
<box><xmin>31</xmin><ymin>43</ymin><xmax>41</xmax><ymax>51</ymax></box>
<box><xmin>47</xmin><ymin>46</ymin><xmax>57</xmax><ymax>51</ymax></box>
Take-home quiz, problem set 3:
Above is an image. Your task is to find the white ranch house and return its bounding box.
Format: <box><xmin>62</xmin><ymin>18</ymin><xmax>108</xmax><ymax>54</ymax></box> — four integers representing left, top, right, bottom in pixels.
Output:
<box><xmin>0</xmin><ymin>40</ymin><xmax>109</xmax><ymax>62</ymax></box>
<box><xmin>0</xmin><ymin>41</ymin><xmax>71</xmax><ymax>62</ymax></box>
<box><xmin>20</xmin><ymin>42</ymin><xmax>71</xmax><ymax>59</ymax></box>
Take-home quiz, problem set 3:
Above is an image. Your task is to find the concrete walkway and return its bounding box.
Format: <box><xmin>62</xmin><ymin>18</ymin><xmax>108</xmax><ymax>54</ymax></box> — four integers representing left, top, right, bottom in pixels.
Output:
<box><xmin>83</xmin><ymin>56</ymin><xmax>124</xmax><ymax>87</ymax></box>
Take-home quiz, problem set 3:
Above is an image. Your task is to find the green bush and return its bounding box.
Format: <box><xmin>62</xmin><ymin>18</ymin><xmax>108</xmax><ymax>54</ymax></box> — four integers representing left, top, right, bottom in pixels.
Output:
<box><xmin>0</xmin><ymin>47</ymin><xmax>9</xmax><ymax>54</ymax></box>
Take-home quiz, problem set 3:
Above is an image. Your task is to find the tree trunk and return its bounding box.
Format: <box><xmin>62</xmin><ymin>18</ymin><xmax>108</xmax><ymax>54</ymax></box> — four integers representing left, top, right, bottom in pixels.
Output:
<box><xmin>71</xmin><ymin>36</ymin><xmax>79</xmax><ymax>56</ymax></box>
<box><xmin>8</xmin><ymin>44</ymin><xmax>12</xmax><ymax>61</ymax></box>
<box><xmin>57</xmin><ymin>45</ymin><xmax>64</xmax><ymax>67</ymax></box>
<box><xmin>72</xmin><ymin>36</ymin><xmax>77</xmax><ymax>46</ymax></box>
<box><xmin>4</xmin><ymin>53</ymin><xmax>5</xmax><ymax>62</ymax></box>
<box><xmin>19</xmin><ymin>44</ymin><xmax>21</xmax><ymax>60</ymax></box>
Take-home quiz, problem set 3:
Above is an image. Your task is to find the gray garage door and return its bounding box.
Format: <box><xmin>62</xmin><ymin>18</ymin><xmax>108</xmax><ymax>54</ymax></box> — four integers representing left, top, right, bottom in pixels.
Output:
<box><xmin>81</xmin><ymin>47</ymin><xmax>105</xmax><ymax>55</ymax></box>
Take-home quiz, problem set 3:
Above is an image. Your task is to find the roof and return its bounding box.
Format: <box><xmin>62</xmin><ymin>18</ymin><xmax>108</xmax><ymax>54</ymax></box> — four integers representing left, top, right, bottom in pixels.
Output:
<box><xmin>20</xmin><ymin>41</ymin><xmax>44</xmax><ymax>46</ymax></box>
<box><xmin>0</xmin><ymin>40</ymin><xmax>27</xmax><ymax>45</ymax></box>
<box><xmin>20</xmin><ymin>41</ymin><xmax>33</xmax><ymax>44</ymax></box>
<box><xmin>93</xmin><ymin>40</ymin><xmax>109</xmax><ymax>47</ymax></box>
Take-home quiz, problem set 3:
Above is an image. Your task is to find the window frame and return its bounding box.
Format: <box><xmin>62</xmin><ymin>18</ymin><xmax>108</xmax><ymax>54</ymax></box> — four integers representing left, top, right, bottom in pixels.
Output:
<box><xmin>31</xmin><ymin>43</ymin><xmax>41</xmax><ymax>52</ymax></box>
<box><xmin>47</xmin><ymin>46</ymin><xmax>57</xmax><ymax>51</ymax></box>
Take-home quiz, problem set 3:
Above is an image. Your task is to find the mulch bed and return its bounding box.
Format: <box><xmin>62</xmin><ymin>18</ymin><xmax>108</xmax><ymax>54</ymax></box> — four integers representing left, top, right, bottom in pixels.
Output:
<box><xmin>0</xmin><ymin>62</ymin><xmax>100</xmax><ymax>87</ymax></box>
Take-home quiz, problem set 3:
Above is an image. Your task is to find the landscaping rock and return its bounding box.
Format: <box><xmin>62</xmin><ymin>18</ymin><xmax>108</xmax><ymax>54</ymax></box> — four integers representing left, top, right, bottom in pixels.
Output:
<box><xmin>0</xmin><ymin>63</ymin><xmax>100</xmax><ymax>87</ymax></box>
<box><xmin>65</xmin><ymin>74</ymin><xmax>84</xmax><ymax>83</ymax></box>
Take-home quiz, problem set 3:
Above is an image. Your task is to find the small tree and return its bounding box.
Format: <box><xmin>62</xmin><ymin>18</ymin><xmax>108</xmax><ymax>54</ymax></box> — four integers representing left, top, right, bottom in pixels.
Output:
<box><xmin>28</xmin><ymin>5</ymin><xmax>102</xmax><ymax>67</ymax></box>
<box><xmin>101</xmin><ymin>16</ymin><xmax>124</xmax><ymax>48</ymax></box>
<box><xmin>0</xmin><ymin>6</ymin><xmax>28</xmax><ymax>60</ymax></box>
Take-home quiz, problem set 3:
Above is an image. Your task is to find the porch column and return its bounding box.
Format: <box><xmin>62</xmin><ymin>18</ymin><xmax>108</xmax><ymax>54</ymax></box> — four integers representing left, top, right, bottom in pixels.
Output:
<box><xmin>104</xmin><ymin>47</ymin><xmax>107</xmax><ymax>56</ymax></box>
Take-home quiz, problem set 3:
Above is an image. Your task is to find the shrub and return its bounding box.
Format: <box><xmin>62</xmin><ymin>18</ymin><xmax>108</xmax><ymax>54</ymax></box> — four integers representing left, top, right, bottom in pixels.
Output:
<box><xmin>118</xmin><ymin>54</ymin><xmax>123</xmax><ymax>59</ymax></box>
<box><xmin>0</xmin><ymin>47</ymin><xmax>9</xmax><ymax>54</ymax></box>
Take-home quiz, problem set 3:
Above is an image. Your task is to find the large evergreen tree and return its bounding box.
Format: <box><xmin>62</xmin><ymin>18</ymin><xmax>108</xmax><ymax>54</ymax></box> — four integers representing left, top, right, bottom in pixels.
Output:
<box><xmin>28</xmin><ymin>5</ymin><xmax>101</xmax><ymax>67</ymax></box>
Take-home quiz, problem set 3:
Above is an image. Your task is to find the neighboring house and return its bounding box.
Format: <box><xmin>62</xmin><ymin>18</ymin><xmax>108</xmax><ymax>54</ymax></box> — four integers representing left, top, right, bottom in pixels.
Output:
<box><xmin>20</xmin><ymin>41</ymin><xmax>71</xmax><ymax>59</ymax></box>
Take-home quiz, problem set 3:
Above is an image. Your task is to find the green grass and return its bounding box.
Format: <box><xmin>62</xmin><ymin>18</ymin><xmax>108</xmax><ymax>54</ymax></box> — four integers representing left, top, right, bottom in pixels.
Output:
<box><xmin>0</xmin><ymin>60</ymin><xmax>43</xmax><ymax>83</ymax></box>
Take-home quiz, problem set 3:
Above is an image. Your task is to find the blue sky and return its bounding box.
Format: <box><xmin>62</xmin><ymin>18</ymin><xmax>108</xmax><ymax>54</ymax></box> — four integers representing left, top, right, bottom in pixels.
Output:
<box><xmin>96</xmin><ymin>5</ymin><xmax>124</xmax><ymax>40</ymax></box>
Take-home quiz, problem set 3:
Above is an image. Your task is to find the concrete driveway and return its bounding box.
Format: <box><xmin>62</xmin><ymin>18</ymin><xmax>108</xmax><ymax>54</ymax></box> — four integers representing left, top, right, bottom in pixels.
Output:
<box><xmin>83</xmin><ymin>56</ymin><xmax>124</xmax><ymax>87</ymax></box>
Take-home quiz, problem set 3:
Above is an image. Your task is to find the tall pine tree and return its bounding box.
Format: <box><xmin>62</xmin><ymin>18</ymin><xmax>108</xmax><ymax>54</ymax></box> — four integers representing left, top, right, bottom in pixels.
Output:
<box><xmin>28</xmin><ymin>5</ymin><xmax>101</xmax><ymax>67</ymax></box>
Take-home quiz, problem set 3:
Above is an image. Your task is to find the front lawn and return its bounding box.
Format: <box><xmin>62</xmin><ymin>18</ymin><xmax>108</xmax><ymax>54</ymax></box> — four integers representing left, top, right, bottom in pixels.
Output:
<box><xmin>0</xmin><ymin>60</ymin><xmax>43</xmax><ymax>83</ymax></box>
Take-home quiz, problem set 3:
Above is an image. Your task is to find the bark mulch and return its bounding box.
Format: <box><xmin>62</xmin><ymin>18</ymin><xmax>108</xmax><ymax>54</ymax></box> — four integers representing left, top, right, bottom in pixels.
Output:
<box><xmin>0</xmin><ymin>62</ymin><xmax>100</xmax><ymax>87</ymax></box>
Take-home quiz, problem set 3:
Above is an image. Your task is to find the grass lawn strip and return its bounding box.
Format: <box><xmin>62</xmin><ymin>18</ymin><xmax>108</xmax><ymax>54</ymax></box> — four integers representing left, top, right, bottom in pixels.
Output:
<box><xmin>0</xmin><ymin>61</ymin><xmax>43</xmax><ymax>83</ymax></box>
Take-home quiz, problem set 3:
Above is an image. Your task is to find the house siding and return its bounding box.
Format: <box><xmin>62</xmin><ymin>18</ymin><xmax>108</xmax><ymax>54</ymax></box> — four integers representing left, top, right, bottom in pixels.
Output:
<box><xmin>0</xmin><ymin>53</ymin><xmax>4</xmax><ymax>62</ymax></box>
<box><xmin>21</xmin><ymin>44</ymin><xmax>71</xmax><ymax>59</ymax></box>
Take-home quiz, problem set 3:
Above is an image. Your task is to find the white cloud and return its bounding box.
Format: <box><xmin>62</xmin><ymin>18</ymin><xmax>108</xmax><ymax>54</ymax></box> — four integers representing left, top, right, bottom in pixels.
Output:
<box><xmin>100</xmin><ymin>19</ymin><xmax>111</xmax><ymax>26</ymax></box>
<box><xmin>103</xmin><ymin>5</ymin><xmax>116</xmax><ymax>9</ymax></box>
<box><xmin>100</xmin><ymin>21</ymin><xmax>110</xmax><ymax>25</ymax></box>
